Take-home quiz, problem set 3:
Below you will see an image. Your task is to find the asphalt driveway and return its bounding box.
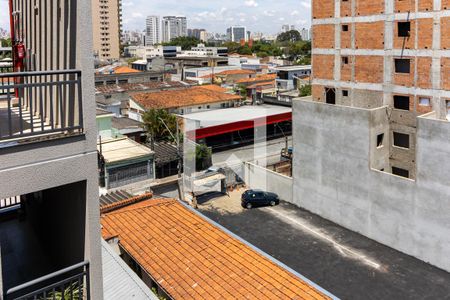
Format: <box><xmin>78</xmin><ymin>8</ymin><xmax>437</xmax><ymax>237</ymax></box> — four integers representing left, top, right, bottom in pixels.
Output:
<box><xmin>197</xmin><ymin>190</ymin><xmax>450</xmax><ymax>300</ymax></box>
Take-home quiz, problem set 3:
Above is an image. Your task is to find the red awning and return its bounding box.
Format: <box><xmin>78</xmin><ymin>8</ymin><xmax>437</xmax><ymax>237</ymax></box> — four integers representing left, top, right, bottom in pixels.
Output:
<box><xmin>188</xmin><ymin>112</ymin><xmax>292</xmax><ymax>140</ymax></box>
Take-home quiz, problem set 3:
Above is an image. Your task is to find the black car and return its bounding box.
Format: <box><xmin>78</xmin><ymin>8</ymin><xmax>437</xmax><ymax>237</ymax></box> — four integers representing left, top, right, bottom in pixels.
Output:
<box><xmin>241</xmin><ymin>190</ymin><xmax>280</xmax><ymax>209</ymax></box>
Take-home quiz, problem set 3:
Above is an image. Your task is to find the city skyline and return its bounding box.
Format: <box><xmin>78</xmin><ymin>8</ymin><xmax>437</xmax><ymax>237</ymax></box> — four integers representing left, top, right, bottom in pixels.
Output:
<box><xmin>0</xmin><ymin>0</ymin><xmax>311</xmax><ymax>36</ymax></box>
<box><xmin>121</xmin><ymin>0</ymin><xmax>311</xmax><ymax>35</ymax></box>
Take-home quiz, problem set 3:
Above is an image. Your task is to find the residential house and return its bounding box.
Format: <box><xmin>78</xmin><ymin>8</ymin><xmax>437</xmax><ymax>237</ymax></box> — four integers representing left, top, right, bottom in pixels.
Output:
<box><xmin>274</xmin><ymin>65</ymin><xmax>311</xmax><ymax>91</ymax></box>
<box><xmin>235</xmin><ymin>73</ymin><xmax>278</xmax><ymax>88</ymax></box>
<box><xmin>127</xmin><ymin>85</ymin><xmax>242</xmax><ymax>121</ymax></box>
<box><xmin>212</xmin><ymin>69</ymin><xmax>257</xmax><ymax>85</ymax></box>
<box><xmin>111</xmin><ymin>117</ymin><xmax>146</xmax><ymax>142</ymax></box>
<box><xmin>101</xmin><ymin>197</ymin><xmax>335</xmax><ymax>299</ymax></box>
<box><xmin>98</xmin><ymin>138</ymin><xmax>155</xmax><ymax>190</ymax></box>
<box><xmin>95</xmin><ymin>81</ymin><xmax>187</xmax><ymax>117</ymax></box>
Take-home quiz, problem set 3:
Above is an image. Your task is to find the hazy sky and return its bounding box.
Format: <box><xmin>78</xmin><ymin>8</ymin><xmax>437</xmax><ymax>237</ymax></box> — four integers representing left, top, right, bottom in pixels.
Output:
<box><xmin>0</xmin><ymin>0</ymin><xmax>311</xmax><ymax>35</ymax></box>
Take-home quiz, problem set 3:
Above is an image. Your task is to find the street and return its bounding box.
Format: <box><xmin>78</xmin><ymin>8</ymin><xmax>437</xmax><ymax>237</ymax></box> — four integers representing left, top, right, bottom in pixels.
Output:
<box><xmin>194</xmin><ymin>190</ymin><xmax>450</xmax><ymax>300</ymax></box>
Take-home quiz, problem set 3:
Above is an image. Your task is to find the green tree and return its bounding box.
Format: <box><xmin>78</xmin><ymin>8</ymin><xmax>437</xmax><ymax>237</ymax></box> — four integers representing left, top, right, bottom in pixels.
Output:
<box><xmin>234</xmin><ymin>84</ymin><xmax>248</xmax><ymax>99</ymax></box>
<box><xmin>299</xmin><ymin>84</ymin><xmax>312</xmax><ymax>97</ymax></box>
<box><xmin>0</xmin><ymin>38</ymin><xmax>12</xmax><ymax>59</ymax></box>
<box><xmin>277</xmin><ymin>30</ymin><xmax>302</xmax><ymax>43</ymax></box>
<box><xmin>195</xmin><ymin>144</ymin><xmax>212</xmax><ymax>171</ymax></box>
<box><xmin>126</xmin><ymin>57</ymin><xmax>139</xmax><ymax>65</ymax></box>
<box><xmin>238</xmin><ymin>45</ymin><xmax>252</xmax><ymax>55</ymax></box>
<box><xmin>163</xmin><ymin>36</ymin><xmax>201</xmax><ymax>50</ymax></box>
<box><xmin>142</xmin><ymin>109</ymin><xmax>178</xmax><ymax>148</ymax></box>
<box><xmin>286</xmin><ymin>40</ymin><xmax>311</xmax><ymax>61</ymax></box>
<box><xmin>0</xmin><ymin>38</ymin><xmax>12</xmax><ymax>47</ymax></box>
<box><xmin>222</xmin><ymin>42</ymin><xmax>240</xmax><ymax>54</ymax></box>
<box><xmin>295</xmin><ymin>56</ymin><xmax>311</xmax><ymax>65</ymax></box>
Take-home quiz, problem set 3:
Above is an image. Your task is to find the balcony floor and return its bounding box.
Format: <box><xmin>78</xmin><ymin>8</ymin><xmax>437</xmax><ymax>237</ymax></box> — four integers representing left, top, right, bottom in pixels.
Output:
<box><xmin>0</xmin><ymin>99</ymin><xmax>53</xmax><ymax>140</ymax></box>
<box><xmin>0</xmin><ymin>214</ymin><xmax>54</xmax><ymax>293</ymax></box>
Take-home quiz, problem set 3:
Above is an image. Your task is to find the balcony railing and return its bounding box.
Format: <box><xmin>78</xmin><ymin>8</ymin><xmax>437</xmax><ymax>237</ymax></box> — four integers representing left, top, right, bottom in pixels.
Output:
<box><xmin>0</xmin><ymin>196</ymin><xmax>21</xmax><ymax>211</ymax></box>
<box><xmin>0</xmin><ymin>70</ymin><xmax>84</xmax><ymax>145</ymax></box>
<box><xmin>6</xmin><ymin>261</ymin><xmax>90</xmax><ymax>300</ymax></box>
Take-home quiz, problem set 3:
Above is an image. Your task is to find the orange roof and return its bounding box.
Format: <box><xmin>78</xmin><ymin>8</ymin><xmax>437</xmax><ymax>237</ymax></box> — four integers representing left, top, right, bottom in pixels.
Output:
<box><xmin>131</xmin><ymin>85</ymin><xmax>241</xmax><ymax>110</ymax></box>
<box><xmin>216</xmin><ymin>69</ymin><xmax>256</xmax><ymax>76</ymax></box>
<box><xmin>101</xmin><ymin>199</ymin><xmax>331</xmax><ymax>300</ymax></box>
<box><xmin>113</xmin><ymin>66</ymin><xmax>141</xmax><ymax>74</ymax></box>
<box><xmin>236</xmin><ymin>74</ymin><xmax>277</xmax><ymax>84</ymax></box>
<box><xmin>195</xmin><ymin>84</ymin><xmax>227</xmax><ymax>92</ymax></box>
<box><xmin>247</xmin><ymin>81</ymin><xmax>276</xmax><ymax>89</ymax></box>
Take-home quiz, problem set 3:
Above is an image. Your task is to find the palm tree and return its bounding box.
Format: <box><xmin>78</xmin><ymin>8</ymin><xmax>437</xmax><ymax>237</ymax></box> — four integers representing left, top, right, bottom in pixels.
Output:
<box><xmin>142</xmin><ymin>109</ymin><xmax>177</xmax><ymax>149</ymax></box>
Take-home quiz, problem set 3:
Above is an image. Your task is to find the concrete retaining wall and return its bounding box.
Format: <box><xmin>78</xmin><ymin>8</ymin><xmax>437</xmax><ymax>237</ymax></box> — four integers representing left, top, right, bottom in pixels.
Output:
<box><xmin>293</xmin><ymin>99</ymin><xmax>450</xmax><ymax>272</ymax></box>
<box><xmin>244</xmin><ymin>162</ymin><xmax>293</xmax><ymax>202</ymax></box>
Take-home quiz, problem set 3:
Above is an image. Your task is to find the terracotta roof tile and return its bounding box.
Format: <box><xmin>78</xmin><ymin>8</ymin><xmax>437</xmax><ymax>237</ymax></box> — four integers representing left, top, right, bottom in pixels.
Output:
<box><xmin>194</xmin><ymin>84</ymin><xmax>227</xmax><ymax>93</ymax></box>
<box><xmin>101</xmin><ymin>199</ymin><xmax>332</xmax><ymax>300</ymax></box>
<box><xmin>131</xmin><ymin>85</ymin><xmax>241</xmax><ymax>110</ymax></box>
<box><xmin>113</xmin><ymin>66</ymin><xmax>141</xmax><ymax>74</ymax></box>
<box><xmin>247</xmin><ymin>81</ymin><xmax>276</xmax><ymax>89</ymax></box>
<box><xmin>216</xmin><ymin>70</ymin><xmax>256</xmax><ymax>76</ymax></box>
<box><xmin>236</xmin><ymin>74</ymin><xmax>277</xmax><ymax>84</ymax></box>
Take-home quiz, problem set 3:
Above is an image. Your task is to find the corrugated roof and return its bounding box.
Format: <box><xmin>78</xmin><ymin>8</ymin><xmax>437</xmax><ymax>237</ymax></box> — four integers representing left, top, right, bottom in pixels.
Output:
<box><xmin>101</xmin><ymin>199</ymin><xmax>332</xmax><ymax>300</ymax></box>
<box><xmin>95</xmin><ymin>81</ymin><xmax>186</xmax><ymax>95</ymax></box>
<box><xmin>111</xmin><ymin>117</ymin><xmax>144</xmax><ymax>130</ymax></box>
<box><xmin>99</xmin><ymin>190</ymin><xmax>134</xmax><ymax>207</ymax></box>
<box><xmin>154</xmin><ymin>142</ymin><xmax>180</xmax><ymax>165</ymax></box>
<box><xmin>131</xmin><ymin>85</ymin><xmax>241</xmax><ymax>110</ymax></box>
<box><xmin>102</xmin><ymin>240</ymin><xmax>158</xmax><ymax>300</ymax></box>
<box><xmin>96</xmin><ymin>108</ymin><xmax>114</xmax><ymax>117</ymax></box>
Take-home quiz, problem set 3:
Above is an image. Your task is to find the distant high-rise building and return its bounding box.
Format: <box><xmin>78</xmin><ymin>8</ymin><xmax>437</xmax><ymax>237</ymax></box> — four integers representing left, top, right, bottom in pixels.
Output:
<box><xmin>162</xmin><ymin>16</ymin><xmax>187</xmax><ymax>43</ymax></box>
<box><xmin>300</xmin><ymin>28</ymin><xmax>310</xmax><ymax>41</ymax></box>
<box><xmin>290</xmin><ymin>25</ymin><xmax>296</xmax><ymax>31</ymax></box>
<box><xmin>146</xmin><ymin>15</ymin><xmax>161</xmax><ymax>46</ymax></box>
<box><xmin>188</xmin><ymin>28</ymin><xmax>207</xmax><ymax>41</ymax></box>
<box><xmin>227</xmin><ymin>26</ymin><xmax>247</xmax><ymax>43</ymax></box>
<box><xmin>199</xmin><ymin>30</ymin><xmax>208</xmax><ymax>42</ymax></box>
<box><xmin>122</xmin><ymin>29</ymin><xmax>145</xmax><ymax>45</ymax></box>
<box><xmin>251</xmin><ymin>32</ymin><xmax>264</xmax><ymax>41</ymax></box>
<box><xmin>282</xmin><ymin>25</ymin><xmax>290</xmax><ymax>32</ymax></box>
<box><xmin>92</xmin><ymin>0</ymin><xmax>122</xmax><ymax>60</ymax></box>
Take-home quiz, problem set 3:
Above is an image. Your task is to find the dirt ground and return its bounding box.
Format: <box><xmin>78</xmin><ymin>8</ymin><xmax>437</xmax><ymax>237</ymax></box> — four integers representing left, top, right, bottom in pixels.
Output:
<box><xmin>197</xmin><ymin>188</ymin><xmax>248</xmax><ymax>214</ymax></box>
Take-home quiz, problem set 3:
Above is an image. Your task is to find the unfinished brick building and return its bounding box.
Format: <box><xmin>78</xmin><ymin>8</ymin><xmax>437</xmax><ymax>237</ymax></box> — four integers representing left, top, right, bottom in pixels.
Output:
<box><xmin>311</xmin><ymin>0</ymin><xmax>450</xmax><ymax>179</ymax></box>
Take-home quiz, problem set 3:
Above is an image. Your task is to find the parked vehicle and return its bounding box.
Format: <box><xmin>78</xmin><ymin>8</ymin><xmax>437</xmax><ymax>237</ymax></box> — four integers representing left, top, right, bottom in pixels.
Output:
<box><xmin>241</xmin><ymin>189</ymin><xmax>280</xmax><ymax>209</ymax></box>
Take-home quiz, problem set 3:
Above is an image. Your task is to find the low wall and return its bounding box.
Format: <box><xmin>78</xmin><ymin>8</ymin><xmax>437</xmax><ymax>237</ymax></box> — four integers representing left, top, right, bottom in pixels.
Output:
<box><xmin>243</xmin><ymin>162</ymin><xmax>293</xmax><ymax>202</ymax></box>
<box><xmin>293</xmin><ymin>99</ymin><xmax>450</xmax><ymax>272</ymax></box>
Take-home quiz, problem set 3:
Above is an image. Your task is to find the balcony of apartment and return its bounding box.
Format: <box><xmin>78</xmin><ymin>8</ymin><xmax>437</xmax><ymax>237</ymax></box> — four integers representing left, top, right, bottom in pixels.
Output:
<box><xmin>0</xmin><ymin>69</ymin><xmax>84</xmax><ymax>148</ymax></box>
<box><xmin>0</xmin><ymin>181</ymin><xmax>89</xmax><ymax>300</ymax></box>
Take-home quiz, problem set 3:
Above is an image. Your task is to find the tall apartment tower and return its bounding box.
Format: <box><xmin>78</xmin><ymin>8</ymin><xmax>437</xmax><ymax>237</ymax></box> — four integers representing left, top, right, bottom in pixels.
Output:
<box><xmin>227</xmin><ymin>26</ymin><xmax>248</xmax><ymax>43</ymax></box>
<box><xmin>92</xmin><ymin>0</ymin><xmax>122</xmax><ymax>60</ymax></box>
<box><xmin>311</xmin><ymin>0</ymin><xmax>450</xmax><ymax>179</ymax></box>
<box><xmin>162</xmin><ymin>16</ymin><xmax>188</xmax><ymax>43</ymax></box>
<box><xmin>146</xmin><ymin>15</ymin><xmax>161</xmax><ymax>46</ymax></box>
<box><xmin>0</xmin><ymin>0</ymin><xmax>103</xmax><ymax>299</ymax></box>
<box><xmin>292</xmin><ymin>0</ymin><xmax>450</xmax><ymax>274</ymax></box>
